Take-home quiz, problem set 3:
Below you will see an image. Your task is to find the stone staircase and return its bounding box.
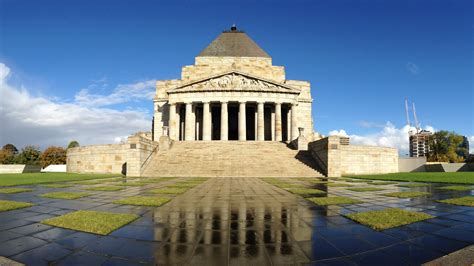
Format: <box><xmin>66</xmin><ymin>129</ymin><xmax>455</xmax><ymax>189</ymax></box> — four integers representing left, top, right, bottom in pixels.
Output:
<box><xmin>141</xmin><ymin>141</ymin><xmax>324</xmax><ymax>178</ymax></box>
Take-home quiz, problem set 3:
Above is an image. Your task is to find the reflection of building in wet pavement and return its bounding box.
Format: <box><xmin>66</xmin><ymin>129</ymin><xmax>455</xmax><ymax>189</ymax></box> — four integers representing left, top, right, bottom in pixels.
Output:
<box><xmin>151</xmin><ymin>177</ymin><xmax>314</xmax><ymax>264</ymax></box>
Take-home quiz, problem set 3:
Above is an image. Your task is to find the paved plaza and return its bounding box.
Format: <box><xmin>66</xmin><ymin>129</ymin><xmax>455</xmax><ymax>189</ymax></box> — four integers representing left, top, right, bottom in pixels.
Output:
<box><xmin>0</xmin><ymin>177</ymin><xmax>473</xmax><ymax>265</ymax></box>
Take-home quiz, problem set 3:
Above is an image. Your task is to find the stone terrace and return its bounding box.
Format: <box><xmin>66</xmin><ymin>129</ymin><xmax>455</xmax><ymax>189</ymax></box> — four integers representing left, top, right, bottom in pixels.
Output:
<box><xmin>0</xmin><ymin>177</ymin><xmax>473</xmax><ymax>265</ymax></box>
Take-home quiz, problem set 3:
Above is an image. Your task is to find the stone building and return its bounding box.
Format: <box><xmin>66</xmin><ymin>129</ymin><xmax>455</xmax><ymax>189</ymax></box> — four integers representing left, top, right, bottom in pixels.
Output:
<box><xmin>67</xmin><ymin>26</ymin><xmax>399</xmax><ymax>178</ymax></box>
<box><xmin>152</xmin><ymin>25</ymin><xmax>316</xmax><ymax>143</ymax></box>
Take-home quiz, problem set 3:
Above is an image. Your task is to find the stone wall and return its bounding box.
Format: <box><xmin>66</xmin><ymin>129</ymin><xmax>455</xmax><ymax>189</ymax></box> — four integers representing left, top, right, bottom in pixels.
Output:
<box><xmin>308</xmin><ymin>136</ymin><xmax>398</xmax><ymax>177</ymax></box>
<box><xmin>399</xmin><ymin>157</ymin><xmax>427</xmax><ymax>172</ymax></box>
<box><xmin>66</xmin><ymin>132</ymin><xmax>158</xmax><ymax>177</ymax></box>
<box><xmin>0</xmin><ymin>164</ymin><xmax>42</xmax><ymax>174</ymax></box>
<box><xmin>67</xmin><ymin>144</ymin><xmax>128</xmax><ymax>174</ymax></box>
<box><xmin>182</xmin><ymin>57</ymin><xmax>286</xmax><ymax>82</ymax></box>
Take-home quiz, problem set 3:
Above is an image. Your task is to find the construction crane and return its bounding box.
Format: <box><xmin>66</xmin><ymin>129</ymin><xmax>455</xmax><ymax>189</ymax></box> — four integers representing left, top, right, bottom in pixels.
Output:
<box><xmin>405</xmin><ymin>99</ymin><xmax>414</xmax><ymax>136</ymax></box>
<box><xmin>412</xmin><ymin>102</ymin><xmax>421</xmax><ymax>133</ymax></box>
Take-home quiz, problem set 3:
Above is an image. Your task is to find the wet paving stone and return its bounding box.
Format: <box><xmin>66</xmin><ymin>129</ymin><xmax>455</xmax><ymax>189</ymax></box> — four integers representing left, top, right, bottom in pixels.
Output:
<box><xmin>0</xmin><ymin>177</ymin><xmax>472</xmax><ymax>265</ymax></box>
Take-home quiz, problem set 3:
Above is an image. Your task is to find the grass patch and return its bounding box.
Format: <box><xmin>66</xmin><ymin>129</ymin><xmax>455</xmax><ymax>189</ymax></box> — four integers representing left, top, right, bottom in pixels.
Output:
<box><xmin>347</xmin><ymin>172</ymin><xmax>474</xmax><ymax>184</ymax></box>
<box><xmin>286</xmin><ymin>188</ymin><xmax>326</xmax><ymax>196</ymax></box>
<box><xmin>187</xmin><ymin>177</ymin><xmax>209</xmax><ymax>182</ymax></box>
<box><xmin>274</xmin><ymin>183</ymin><xmax>307</xmax><ymax>189</ymax></box>
<box><xmin>371</xmin><ymin>181</ymin><xmax>399</xmax><ymax>185</ymax></box>
<box><xmin>345</xmin><ymin>208</ymin><xmax>433</xmax><ymax>231</ymax></box>
<box><xmin>0</xmin><ymin>200</ymin><xmax>34</xmax><ymax>212</ymax></box>
<box><xmin>397</xmin><ymin>183</ymin><xmax>429</xmax><ymax>188</ymax></box>
<box><xmin>0</xmin><ymin>188</ymin><xmax>33</xmax><ymax>194</ymax></box>
<box><xmin>383</xmin><ymin>192</ymin><xmax>431</xmax><ymax>198</ymax></box>
<box><xmin>347</xmin><ymin>187</ymin><xmax>385</xmax><ymax>192</ymax></box>
<box><xmin>307</xmin><ymin>196</ymin><xmax>362</xmax><ymax>206</ymax></box>
<box><xmin>437</xmin><ymin>196</ymin><xmax>474</xmax><ymax>207</ymax></box>
<box><xmin>167</xmin><ymin>183</ymin><xmax>200</xmax><ymax>188</ymax></box>
<box><xmin>85</xmin><ymin>186</ymin><xmax>124</xmax><ymax>191</ymax></box>
<box><xmin>149</xmin><ymin>187</ymin><xmax>189</xmax><ymax>194</ymax></box>
<box><xmin>115</xmin><ymin>182</ymin><xmax>147</xmax><ymax>187</ymax></box>
<box><xmin>437</xmin><ymin>186</ymin><xmax>473</xmax><ymax>191</ymax></box>
<box><xmin>344</xmin><ymin>179</ymin><xmax>372</xmax><ymax>183</ymax></box>
<box><xmin>113</xmin><ymin>196</ymin><xmax>171</xmax><ymax>206</ymax></box>
<box><xmin>137</xmin><ymin>177</ymin><xmax>176</xmax><ymax>184</ymax></box>
<box><xmin>40</xmin><ymin>192</ymin><xmax>90</xmax><ymax>200</ymax></box>
<box><xmin>41</xmin><ymin>210</ymin><xmax>138</xmax><ymax>235</ymax></box>
<box><xmin>41</xmin><ymin>184</ymin><xmax>73</xmax><ymax>188</ymax></box>
<box><xmin>0</xmin><ymin>173</ymin><xmax>119</xmax><ymax>187</ymax></box>
<box><xmin>71</xmin><ymin>180</ymin><xmax>110</xmax><ymax>185</ymax></box>
<box><xmin>326</xmin><ymin>183</ymin><xmax>354</xmax><ymax>187</ymax></box>
<box><xmin>297</xmin><ymin>178</ymin><xmax>328</xmax><ymax>184</ymax></box>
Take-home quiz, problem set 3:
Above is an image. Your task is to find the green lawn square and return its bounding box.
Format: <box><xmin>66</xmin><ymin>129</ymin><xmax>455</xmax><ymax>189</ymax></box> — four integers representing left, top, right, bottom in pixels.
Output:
<box><xmin>397</xmin><ymin>183</ymin><xmax>429</xmax><ymax>188</ymax></box>
<box><xmin>345</xmin><ymin>208</ymin><xmax>433</xmax><ymax>231</ymax></box>
<box><xmin>308</xmin><ymin>196</ymin><xmax>362</xmax><ymax>206</ymax></box>
<box><xmin>167</xmin><ymin>183</ymin><xmax>199</xmax><ymax>188</ymax></box>
<box><xmin>437</xmin><ymin>186</ymin><xmax>473</xmax><ymax>191</ymax></box>
<box><xmin>344</xmin><ymin>179</ymin><xmax>372</xmax><ymax>183</ymax></box>
<box><xmin>297</xmin><ymin>178</ymin><xmax>328</xmax><ymax>184</ymax></box>
<box><xmin>0</xmin><ymin>188</ymin><xmax>33</xmax><ymax>194</ymax></box>
<box><xmin>41</xmin><ymin>210</ymin><xmax>139</xmax><ymax>235</ymax></box>
<box><xmin>115</xmin><ymin>182</ymin><xmax>147</xmax><ymax>187</ymax></box>
<box><xmin>383</xmin><ymin>192</ymin><xmax>431</xmax><ymax>198</ymax></box>
<box><xmin>40</xmin><ymin>192</ymin><xmax>90</xmax><ymax>200</ymax></box>
<box><xmin>371</xmin><ymin>181</ymin><xmax>399</xmax><ymax>186</ymax></box>
<box><xmin>85</xmin><ymin>186</ymin><xmax>124</xmax><ymax>191</ymax></box>
<box><xmin>327</xmin><ymin>183</ymin><xmax>354</xmax><ymax>187</ymax></box>
<box><xmin>149</xmin><ymin>187</ymin><xmax>189</xmax><ymax>194</ymax></box>
<box><xmin>0</xmin><ymin>200</ymin><xmax>34</xmax><ymax>212</ymax></box>
<box><xmin>347</xmin><ymin>187</ymin><xmax>385</xmax><ymax>192</ymax></box>
<box><xmin>437</xmin><ymin>196</ymin><xmax>474</xmax><ymax>207</ymax></box>
<box><xmin>286</xmin><ymin>188</ymin><xmax>326</xmax><ymax>196</ymax></box>
<box><xmin>42</xmin><ymin>184</ymin><xmax>73</xmax><ymax>188</ymax></box>
<box><xmin>113</xmin><ymin>196</ymin><xmax>171</xmax><ymax>207</ymax></box>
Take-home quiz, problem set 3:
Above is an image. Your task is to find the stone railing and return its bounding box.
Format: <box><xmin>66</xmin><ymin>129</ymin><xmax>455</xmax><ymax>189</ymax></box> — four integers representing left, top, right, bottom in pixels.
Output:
<box><xmin>67</xmin><ymin>131</ymin><xmax>159</xmax><ymax>177</ymax></box>
<box><xmin>308</xmin><ymin>136</ymin><xmax>398</xmax><ymax>177</ymax></box>
<box><xmin>0</xmin><ymin>164</ymin><xmax>42</xmax><ymax>174</ymax></box>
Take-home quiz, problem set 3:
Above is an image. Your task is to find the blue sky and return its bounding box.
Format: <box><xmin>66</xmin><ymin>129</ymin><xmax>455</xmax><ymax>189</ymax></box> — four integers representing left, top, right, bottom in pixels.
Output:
<box><xmin>0</xmin><ymin>0</ymin><xmax>472</xmax><ymax>153</ymax></box>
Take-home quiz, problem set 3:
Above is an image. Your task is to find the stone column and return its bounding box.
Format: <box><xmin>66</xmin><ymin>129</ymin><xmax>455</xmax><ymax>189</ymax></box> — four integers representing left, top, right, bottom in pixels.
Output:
<box><xmin>287</xmin><ymin>107</ymin><xmax>291</xmax><ymax>142</ymax></box>
<box><xmin>257</xmin><ymin>102</ymin><xmax>265</xmax><ymax>141</ymax></box>
<box><xmin>291</xmin><ymin>103</ymin><xmax>298</xmax><ymax>141</ymax></box>
<box><xmin>169</xmin><ymin>103</ymin><xmax>176</xmax><ymax>140</ymax></box>
<box><xmin>275</xmin><ymin>102</ymin><xmax>282</xmax><ymax>141</ymax></box>
<box><xmin>185</xmin><ymin>102</ymin><xmax>193</xmax><ymax>141</ymax></box>
<box><xmin>220</xmin><ymin>101</ymin><xmax>228</xmax><ymax>141</ymax></box>
<box><xmin>202</xmin><ymin>102</ymin><xmax>211</xmax><ymax>141</ymax></box>
<box><xmin>191</xmin><ymin>104</ymin><xmax>196</xmax><ymax>140</ymax></box>
<box><xmin>271</xmin><ymin>108</ymin><xmax>275</xmax><ymax>141</ymax></box>
<box><xmin>238</xmin><ymin>101</ymin><xmax>246</xmax><ymax>141</ymax></box>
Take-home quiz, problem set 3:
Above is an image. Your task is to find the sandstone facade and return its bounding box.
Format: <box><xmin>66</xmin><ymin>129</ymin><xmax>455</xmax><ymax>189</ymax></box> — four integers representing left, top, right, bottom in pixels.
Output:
<box><xmin>152</xmin><ymin>26</ymin><xmax>317</xmax><ymax>143</ymax></box>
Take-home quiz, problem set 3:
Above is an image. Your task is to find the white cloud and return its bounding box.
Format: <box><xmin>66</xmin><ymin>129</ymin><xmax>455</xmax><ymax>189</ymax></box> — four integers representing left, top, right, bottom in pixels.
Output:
<box><xmin>75</xmin><ymin>79</ymin><xmax>156</xmax><ymax>107</ymax></box>
<box><xmin>469</xmin><ymin>136</ymin><xmax>474</xmax><ymax>154</ymax></box>
<box><xmin>328</xmin><ymin>129</ymin><xmax>349</xmax><ymax>137</ymax></box>
<box><xmin>329</xmin><ymin>122</ymin><xmax>435</xmax><ymax>155</ymax></box>
<box><xmin>406</xmin><ymin>62</ymin><xmax>420</xmax><ymax>75</ymax></box>
<box><xmin>0</xmin><ymin>63</ymin><xmax>154</xmax><ymax>149</ymax></box>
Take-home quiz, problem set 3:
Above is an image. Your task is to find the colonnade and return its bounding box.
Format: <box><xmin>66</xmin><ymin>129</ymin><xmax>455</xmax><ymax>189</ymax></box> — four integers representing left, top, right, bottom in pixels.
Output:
<box><xmin>168</xmin><ymin>101</ymin><xmax>298</xmax><ymax>141</ymax></box>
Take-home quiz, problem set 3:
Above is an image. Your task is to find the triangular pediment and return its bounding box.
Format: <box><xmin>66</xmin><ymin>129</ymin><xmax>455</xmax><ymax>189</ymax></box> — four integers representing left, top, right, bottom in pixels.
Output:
<box><xmin>167</xmin><ymin>71</ymin><xmax>300</xmax><ymax>94</ymax></box>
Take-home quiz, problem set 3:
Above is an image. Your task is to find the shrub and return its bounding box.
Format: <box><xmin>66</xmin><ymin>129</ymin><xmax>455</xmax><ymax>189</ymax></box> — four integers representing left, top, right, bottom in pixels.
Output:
<box><xmin>40</xmin><ymin>146</ymin><xmax>66</xmax><ymax>168</ymax></box>
<box><xmin>16</xmin><ymin>145</ymin><xmax>41</xmax><ymax>165</ymax></box>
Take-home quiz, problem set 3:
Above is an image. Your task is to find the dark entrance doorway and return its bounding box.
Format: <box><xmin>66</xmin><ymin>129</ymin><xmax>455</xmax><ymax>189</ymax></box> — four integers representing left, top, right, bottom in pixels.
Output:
<box><xmin>228</xmin><ymin>105</ymin><xmax>238</xmax><ymax>140</ymax></box>
<box><xmin>211</xmin><ymin>105</ymin><xmax>221</xmax><ymax>140</ymax></box>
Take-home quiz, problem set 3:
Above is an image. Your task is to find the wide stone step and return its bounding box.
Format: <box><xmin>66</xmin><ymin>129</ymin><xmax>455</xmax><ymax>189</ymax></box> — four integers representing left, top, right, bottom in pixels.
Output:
<box><xmin>142</xmin><ymin>141</ymin><xmax>323</xmax><ymax>178</ymax></box>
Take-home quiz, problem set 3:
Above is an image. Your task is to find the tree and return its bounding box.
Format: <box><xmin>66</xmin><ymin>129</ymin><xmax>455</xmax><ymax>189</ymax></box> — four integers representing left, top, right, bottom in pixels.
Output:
<box><xmin>67</xmin><ymin>140</ymin><xmax>80</xmax><ymax>149</ymax></box>
<box><xmin>40</xmin><ymin>146</ymin><xmax>66</xmax><ymax>168</ymax></box>
<box><xmin>2</xmin><ymin>144</ymin><xmax>18</xmax><ymax>154</ymax></box>
<box><xmin>15</xmin><ymin>145</ymin><xmax>41</xmax><ymax>165</ymax></box>
<box><xmin>0</xmin><ymin>149</ymin><xmax>15</xmax><ymax>164</ymax></box>
<box><xmin>427</xmin><ymin>131</ymin><xmax>465</xmax><ymax>163</ymax></box>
